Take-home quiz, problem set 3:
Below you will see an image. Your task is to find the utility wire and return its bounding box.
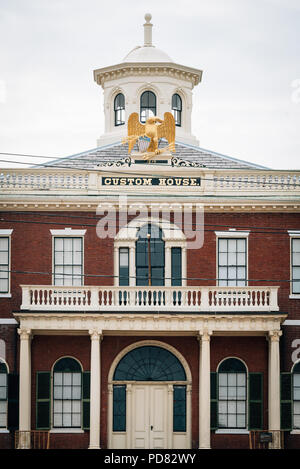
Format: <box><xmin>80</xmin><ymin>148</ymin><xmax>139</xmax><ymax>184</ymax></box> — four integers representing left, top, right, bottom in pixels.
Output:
<box><xmin>2</xmin><ymin>268</ymin><xmax>298</xmax><ymax>283</ymax></box>
<box><xmin>0</xmin><ymin>216</ymin><xmax>299</xmax><ymax>235</ymax></box>
<box><xmin>1</xmin><ymin>156</ymin><xmax>300</xmax><ymax>189</ymax></box>
<box><xmin>1</xmin><ymin>210</ymin><xmax>298</xmax><ymax>233</ymax></box>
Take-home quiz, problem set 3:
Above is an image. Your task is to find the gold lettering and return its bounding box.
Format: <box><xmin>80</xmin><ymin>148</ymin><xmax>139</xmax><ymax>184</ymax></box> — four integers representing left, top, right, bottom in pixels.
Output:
<box><xmin>190</xmin><ymin>179</ymin><xmax>197</xmax><ymax>186</ymax></box>
<box><xmin>183</xmin><ymin>178</ymin><xmax>189</xmax><ymax>185</ymax></box>
<box><xmin>103</xmin><ymin>178</ymin><xmax>111</xmax><ymax>185</ymax></box>
<box><xmin>142</xmin><ymin>178</ymin><xmax>153</xmax><ymax>186</ymax></box>
<box><xmin>159</xmin><ymin>178</ymin><xmax>166</xmax><ymax>186</ymax></box>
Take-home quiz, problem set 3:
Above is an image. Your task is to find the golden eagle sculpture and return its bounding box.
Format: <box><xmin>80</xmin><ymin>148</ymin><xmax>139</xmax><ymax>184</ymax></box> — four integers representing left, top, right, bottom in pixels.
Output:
<box><xmin>123</xmin><ymin>112</ymin><xmax>176</xmax><ymax>160</ymax></box>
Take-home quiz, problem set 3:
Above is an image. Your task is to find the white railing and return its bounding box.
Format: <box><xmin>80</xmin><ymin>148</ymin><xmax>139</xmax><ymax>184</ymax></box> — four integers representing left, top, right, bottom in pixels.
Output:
<box><xmin>0</xmin><ymin>168</ymin><xmax>300</xmax><ymax>196</ymax></box>
<box><xmin>20</xmin><ymin>285</ymin><xmax>279</xmax><ymax>312</ymax></box>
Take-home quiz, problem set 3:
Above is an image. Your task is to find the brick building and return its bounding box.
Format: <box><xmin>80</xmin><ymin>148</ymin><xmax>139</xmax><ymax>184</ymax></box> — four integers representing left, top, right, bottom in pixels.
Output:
<box><xmin>0</xmin><ymin>15</ymin><xmax>300</xmax><ymax>450</ymax></box>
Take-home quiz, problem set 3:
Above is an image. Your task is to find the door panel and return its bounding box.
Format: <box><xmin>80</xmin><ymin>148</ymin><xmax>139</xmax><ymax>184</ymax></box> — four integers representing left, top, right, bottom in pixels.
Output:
<box><xmin>132</xmin><ymin>385</ymin><xmax>167</xmax><ymax>449</ymax></box>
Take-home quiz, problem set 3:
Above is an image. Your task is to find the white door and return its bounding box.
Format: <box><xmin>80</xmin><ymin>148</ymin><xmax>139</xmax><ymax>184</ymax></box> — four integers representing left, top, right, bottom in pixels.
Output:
<box><xmin>132</xmin><ymin>384</ymin><xmax>168</xmax><ymax>449</ymax></box>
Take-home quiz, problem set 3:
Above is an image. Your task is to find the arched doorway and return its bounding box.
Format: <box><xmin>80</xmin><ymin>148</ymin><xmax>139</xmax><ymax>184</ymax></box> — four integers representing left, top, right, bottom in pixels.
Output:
<box><xmin>108</xmin><ymin>341</ymin><xmax>191</xmax><ymax>449</ymax></box>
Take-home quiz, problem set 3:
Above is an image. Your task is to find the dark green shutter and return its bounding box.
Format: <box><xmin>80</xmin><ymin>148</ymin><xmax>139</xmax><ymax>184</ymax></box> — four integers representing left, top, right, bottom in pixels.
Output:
<box><xmin>248</xmin><ymin>372</ymin><xmax>263</xmax><ymax>430</ymax></box>
<box><xmin>210</xmin><ymin>372</ymin><xmax>218</xmax><ymax>430</ymax></box>
<box><xmin>7</xmin><ymin>373</ymin><xmax>19</xmax><ymax>430</ymax></box>
<box><xmin>280</xmin><ymin>372</ymin><xmax>292</xmax><ymax>431</ymax></box>
<box><xmin>36</xmin><ymin>372</ymin><xmax>51</xmax><ymax>430</ymax></box>
<box><xmin>82</xmin><ymin>371</ymin><xmax>90</xmax><ymax>430</ymax></box>
<box><xmin>171</xmin><ymin>247</ymin><xmax>182</xmax><ymax>286</ymax></box>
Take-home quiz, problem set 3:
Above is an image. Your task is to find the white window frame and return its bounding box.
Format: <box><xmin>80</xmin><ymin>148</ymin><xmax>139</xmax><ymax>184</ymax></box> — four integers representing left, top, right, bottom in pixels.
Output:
<box><xmin>0</xmin><ymin>359</ymin><xmax>9</xmax><ymax>431</ymax></box>
<box><xmin>0</xmin><ymin>230</ymin><xmax>13</xmax><ymax>298</ymax></box>
<box><xmin>50</xmin><ymin>229</ymin><xmax>86</xmax><ymax>286</ymax></box>
<box><xmin>288</xmin><ymin>231</ymin><xmax>300</xmax><ymax>299</ymax></box>
<box><xmin>215</xmin><ymin>230</ymin><xmax>250</xmax><ymax>287</ymax></box>
<box><xmin>114</xmin><ymin>218</ymin><xmax>187</xmax><ymax>287</ymax></box>
<box><xmin>215</xmin><ymin>357</ymin><xmax>249</xmax><ymax>434</ymax></box>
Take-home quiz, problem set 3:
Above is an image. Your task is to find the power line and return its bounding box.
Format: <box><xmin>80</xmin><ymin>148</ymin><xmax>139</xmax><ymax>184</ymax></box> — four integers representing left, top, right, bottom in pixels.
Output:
<box><xmin>1</xmin><ymin>156</ymin><xmax>300</xmax><ymax>189</ymax></box>
<box><xmin>0</xmin><ymin>216</ymin><xmax>298</xmax><ymax>235</ymax></box>
<box><xmin>3</xmin><ymin>268</ymin><xmax>297</xmax><ymax>284</ymax></box>
<box><xmin>1</xmin><ymin>210</ymin><xmax>297</xmax><ymax>233</ymax></box>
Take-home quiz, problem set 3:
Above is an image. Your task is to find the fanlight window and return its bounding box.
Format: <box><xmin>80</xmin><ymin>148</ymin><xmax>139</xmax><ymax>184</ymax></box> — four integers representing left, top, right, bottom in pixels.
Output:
<box><xmin>113</xmin><ymin>346</ymin><xmax>186</xmax><ymax>381</ymax></box>
<box><xmin>114</xmin><ymin>93</ymin><xmax>125</xmax><ymax>126</ymax></box>
<box><xmin>140</xmin><ymin>91</ymin><xmax>156</xmax><ymax>123</ymax></box>
<box><xmin>172</xmin><ymin>94</ymin><xmax>182</xmax><ymax>127</ymax></box>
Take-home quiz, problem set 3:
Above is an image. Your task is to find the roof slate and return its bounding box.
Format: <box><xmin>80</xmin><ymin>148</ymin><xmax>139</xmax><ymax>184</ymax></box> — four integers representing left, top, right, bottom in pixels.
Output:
<box><xmin>43</xmin><ymin>140</ymin><xmax>268</xmax><ymax>171</ymax></box>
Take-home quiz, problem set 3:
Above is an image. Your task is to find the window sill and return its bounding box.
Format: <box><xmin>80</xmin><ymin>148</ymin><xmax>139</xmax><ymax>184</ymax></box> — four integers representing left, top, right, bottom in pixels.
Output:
<box><xmin>290</xmin><ymin>430</ymin><xmax>300</xmax><ymax>435</ymax></box>
<box><xmin>289</xmin><ymin>295</ymin><xmax>300</xmax><ymax>299</ymax></box>
<box><xmin>215</xmin><ymin>429</ymin><xmax>249</xmax><ymax>434</ymax></box>
<box><xmin>0</xmin><ymin>293</ymin><xmax>12</xmax><ymax>298</ymax></box>
<box><xmin>0</xmin><ymin>429</ymin><xmax>10</xmax><ymax>433</ymax></box>
<box><xmin>50</xmin><ymin>428</ymin><xmax>84</xmax><ymax>434</ymax></box>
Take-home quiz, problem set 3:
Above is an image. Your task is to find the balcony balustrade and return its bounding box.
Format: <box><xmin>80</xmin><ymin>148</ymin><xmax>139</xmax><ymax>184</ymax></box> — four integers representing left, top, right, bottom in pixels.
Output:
<box><xmin>20</xmin><ymin>285</ymin><xmax>279</xmax><ymax>313</ymax></box>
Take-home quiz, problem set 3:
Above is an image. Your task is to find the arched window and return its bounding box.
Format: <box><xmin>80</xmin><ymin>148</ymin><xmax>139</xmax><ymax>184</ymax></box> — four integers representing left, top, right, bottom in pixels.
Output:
<box><xmin>0</xmin><ymin>361</ymin><xmax>8</xmax><ymax>428</ymax></box>
<box><xmin>293</xmin><ymin>361</ymin><xmax>300</xmax><ymax>429</ymax></box>
<box><xmin>140</xmin><ymin>91</ymin><xmax>156</xmax><ymax>123</ymax></box>
<box><xmin>114</xmin><ymin>93</ymin><xmax>125</xmax><ymax>126</ymax></box>
<box><xmin>53</xmin><ymin>357</ymin><xmax>82</xmax><ymax>428</ymax></box>
<box><xmin>172</xmin><ymin>94</ymin><xmax>182</xmax><ymax>127</ymax></box>
<box><xmin>113</xmin><ymin>345</ymin><xmax>186</xmax><ymax>381</ymax></box>
<box><xmin>136</xmin><ymin>224</ymin><xmax>165</xmax><ymax>286</ymax></box>
<box><xmin>218</xmin><ymin>358</ymin><xmax>247</xmax><ymax>429</ymax></box>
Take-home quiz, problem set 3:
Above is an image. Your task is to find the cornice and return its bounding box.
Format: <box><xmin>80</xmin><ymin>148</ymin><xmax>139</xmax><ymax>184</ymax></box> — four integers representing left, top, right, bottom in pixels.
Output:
<box><xmin>93</xmin><ymin>62</ymin><xmax>203</xmax><ymax>88</ymax></box>
<box><xmin>14</xmin><ymin>312</ymin><xmax>286</xmax><ymax>336</ymax></box>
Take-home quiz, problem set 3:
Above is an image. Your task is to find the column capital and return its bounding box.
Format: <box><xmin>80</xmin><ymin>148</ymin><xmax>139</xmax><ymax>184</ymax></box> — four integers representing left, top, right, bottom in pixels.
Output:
<box><xmin>198</xmin><ymin>329</ymin><xmax>212</xmax><ymax>342</ymax></box>
<box><xmin>268</xmin><ymin>330</ymin><xmax>282</xmax><ymax>342</ymax></box>
<box><xmin>17</xmin><ymin>328</ymin><xmax>32</xmax><ymax>341</ymax></box>
<box><xmin>89</xmin><ymin>329</ymin><xmax>103</xmax><ymax>341</ymax></box>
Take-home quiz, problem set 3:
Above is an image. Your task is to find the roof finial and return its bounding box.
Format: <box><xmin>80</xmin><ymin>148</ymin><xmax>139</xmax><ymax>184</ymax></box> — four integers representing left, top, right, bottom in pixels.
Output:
<box><xmin>144</xmin><ymin>13</ymin><xmax>153</xmax><ymax>47</ymax></box>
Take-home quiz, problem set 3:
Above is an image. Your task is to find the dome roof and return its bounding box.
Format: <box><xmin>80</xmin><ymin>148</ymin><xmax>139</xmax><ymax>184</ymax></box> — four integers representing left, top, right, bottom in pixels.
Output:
<box><xmin>123</xmin><ymin>45</ymin><xmax>173</xmax><ymax>63</ymax></box>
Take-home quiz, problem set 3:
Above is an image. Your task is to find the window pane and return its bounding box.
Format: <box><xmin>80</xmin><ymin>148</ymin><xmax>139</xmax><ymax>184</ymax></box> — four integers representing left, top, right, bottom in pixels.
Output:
<box><xmin>293</xmin><ymin>239</ymin><xmax>300</xmax><ymax>253</ymax></box>
<box><xmin>219</xmin><ymin>239</ymin><xmax>227</xmax><ymax>252</ymax></box>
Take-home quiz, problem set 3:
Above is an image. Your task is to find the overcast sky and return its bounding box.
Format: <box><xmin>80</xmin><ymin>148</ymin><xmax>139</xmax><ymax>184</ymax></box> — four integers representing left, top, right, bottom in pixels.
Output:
<box><xmin>0</xmin><ymin>0</ymin><xmax>299</xmax><ymax>169</ymax></box>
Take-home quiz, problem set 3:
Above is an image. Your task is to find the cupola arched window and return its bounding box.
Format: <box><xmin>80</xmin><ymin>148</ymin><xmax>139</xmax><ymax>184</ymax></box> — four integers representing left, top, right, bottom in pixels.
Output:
<box><xmin>172</xmin><ymin>93</ymin><xmax>182</xmax><ymax>127</ymax></box>
<box><xmin>140</xmin><ymin>91</ymin><xmax>156</xmax><ymax>123</ymax></box>
<box><xmin>114</xmin><ymin>93</ymin><xmax>125</xmax><ymax>126</ymax></box>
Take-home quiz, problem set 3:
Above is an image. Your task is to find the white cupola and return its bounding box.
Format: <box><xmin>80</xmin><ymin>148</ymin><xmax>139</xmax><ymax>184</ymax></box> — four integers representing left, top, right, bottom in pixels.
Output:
<box><xmin>93</xmin><ymin>14</ymin><xmax>202</xmax><ymax>147</ymax></box>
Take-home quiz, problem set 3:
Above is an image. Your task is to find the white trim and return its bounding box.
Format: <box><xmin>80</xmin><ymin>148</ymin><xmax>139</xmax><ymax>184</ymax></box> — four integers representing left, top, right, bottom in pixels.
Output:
<box><xmin>50</xmin><ymin>429</ymin><xmax>84</xmax><ymax>434</ymax></box>
<box><xmin>0</xmin><ymin>231</ymin><xmax>13</xmax><ymax>295</ymax></box>
<box><xmin>288</xmin><ymin>231</ymin><xmax>300</xmax><ymax>237</ymax></box>
<box><xmin>215</xmin><ymin>230</ymin><xmax>250</xmax><ymax>238</ymax></box>
<box><xmin>0</xmin><ymin>429</ymin><xmax>10</xmax><ymax>434</ymax></box>
<box><xmin>215</xmin><ymin>232</ymin><xmax>249</xmax><ymax>287</ymax></box>
<box><xmin>290</xmin><ymin>430</ymin><xmax>300</xmax><ymax>434</ymax></box>
<box><xmin>283</xmin><ymin>320</ymin><xmax>300</xmax><ymax>325</ymax></box>
<box><xmin>0</xmin><ymin>230</ymin><xmax>13</xmax><ymax>236</ymax></box>
<box><xmin>215</xmin><ymin>429</ymin><xmax>249</xmax><ymax>434</ymax></box>
<box><xmin>0</xmin><ymin>319</ymin><xmax>18</xmax><ymax>324</ymax></box>
<box><xmin>289</xmin><ymin>295</ymin><xmax>300</xmax><ymax>299</ymax></box>
<box><xmin>50</xmin><ymin>228</ymin><xmax>86</xmax><ymax>236</ymax></box>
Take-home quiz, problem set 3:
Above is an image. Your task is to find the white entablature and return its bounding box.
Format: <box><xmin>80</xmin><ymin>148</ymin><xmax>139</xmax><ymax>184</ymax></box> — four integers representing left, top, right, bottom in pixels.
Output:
<box><xmin>93</xmin><ymin>14</ymin><xmax>202</xmax><ymax>147</ymax></box>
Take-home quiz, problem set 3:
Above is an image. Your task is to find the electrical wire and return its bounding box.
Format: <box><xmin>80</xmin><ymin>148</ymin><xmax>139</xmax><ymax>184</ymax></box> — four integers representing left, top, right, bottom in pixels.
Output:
<box><xmin>2</xmin><ymin>268</ymin><xmax>298</xmax><ymax>284</ymax></box>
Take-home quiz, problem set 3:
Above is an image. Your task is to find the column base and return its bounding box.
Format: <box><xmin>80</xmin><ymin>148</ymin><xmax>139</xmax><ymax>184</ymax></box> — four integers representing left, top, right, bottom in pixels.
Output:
<box><xmin>88</xmin><ymin>445</ymin><xmax>101</xmax><ymax>450</ymax></box>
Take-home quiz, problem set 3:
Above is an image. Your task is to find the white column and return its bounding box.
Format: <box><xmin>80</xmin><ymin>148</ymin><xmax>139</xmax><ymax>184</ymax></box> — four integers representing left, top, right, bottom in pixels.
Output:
<box><xmin>88</xmin><ymin>329</ymin><xmax>102</xmax><ymax>449</ymax></box>
<box><xmin>167</xmin><ymin>384</ymin><xmax>173</xmax><ymax>448</ymax></box>
<box><xmin>186</xmin><ymin>385</ymin><xmax>192</xmax><ymax>449</ymax></box>
<box><xmin>165</xmin><ymin>247</ymin><xmax>171</xmax><ymax>287</ymax></box>
<box><xmin>129</xmin><ymin>246</ymin><xmax>135</xmax><ymax>286</ymax></box>
<box><xmin>126</xmin><ymin>384</ymin><xmax>132</xmax><ymax>449</ymax></box>
<box><xmin>114</xmin><ymin>247</ymin><xmax>119</xmax><ymax>286</ymax></box>
<box><xmin>199</xmin><ymin>329</ymin><xmax>212</xmax><ymax>449</ymax></box>
<box><xmin>268</xmin><ymin>330</ymin><xmax>282</xmax><ymax>449</ymax></box>
<box><xmin>18</xmin><ymin>328</ymin><xmax>32</xmax><ymax>449</ymax></box>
